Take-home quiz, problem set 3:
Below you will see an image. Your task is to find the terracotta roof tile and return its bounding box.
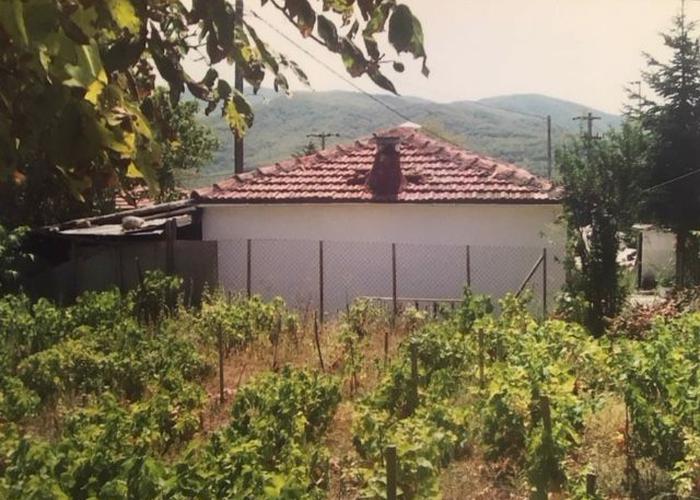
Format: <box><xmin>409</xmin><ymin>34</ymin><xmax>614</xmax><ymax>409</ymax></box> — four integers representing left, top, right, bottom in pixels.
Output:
<box><xmin>193</xmin><ymin>126</ymin><xmax>562</xmax><ymax>204</ymax></box>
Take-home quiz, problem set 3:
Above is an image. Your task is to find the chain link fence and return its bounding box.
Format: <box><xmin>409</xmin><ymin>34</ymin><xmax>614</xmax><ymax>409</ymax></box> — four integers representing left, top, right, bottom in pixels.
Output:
<box><xmin>216</xmin><ymin>238</ymin><xmax>566</xmax><ymax>317</ymax></box>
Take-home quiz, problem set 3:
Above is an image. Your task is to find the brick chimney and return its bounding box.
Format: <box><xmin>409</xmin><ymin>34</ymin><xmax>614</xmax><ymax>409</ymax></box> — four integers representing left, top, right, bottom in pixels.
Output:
<box><xmin>367</xmin><ymin>136</ymin><xmax>405</xmax><ymax>196</ymax></box>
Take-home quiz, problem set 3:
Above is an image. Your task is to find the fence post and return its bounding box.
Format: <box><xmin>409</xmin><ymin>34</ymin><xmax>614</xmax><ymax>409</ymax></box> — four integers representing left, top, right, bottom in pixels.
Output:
<box><xmin>542</xmin><ymin>247</ymin><xmax>548</xmax><ymax>319</ymax></box>
<box><xmin>385</xmin><ymin>444</ymin><xmax>398</xmax><ymax>500</ymax></box>
<box><xmin>272</xmin><ymin>314</ymin><xmax>281</xmax><ymax>371</ymax></box>
<box><xmin>636</xmin><ymin>232</ymin><xmax>643</xmax><ymax>289</ymax></box>
<box><xmin>391</xmin><ymin>243</ymin><xmax>397</xmax><ymax>325</ymax></box>
<box><xmin>246</xmin><ymin>239</ymin><xmax>252</xmax><ymax>298</ymax></box>
<box><xmin>466</xmin><ymin>244</ymin><xmax>471</xmax><ymax>288</ymax></box>
<box><xmin>165</xmin><ymin>218</ymin><xmax>177</xmax><ymax>275</ymax></box>
<box><xmin>319</xmin><ymin>241</ymin><xmax>324</xmax><ymax>324</ymax></box>
<box><xmin>313</xmin><ymin>312</ymin><xmax>325</xmax><ymax>371</ymax></box>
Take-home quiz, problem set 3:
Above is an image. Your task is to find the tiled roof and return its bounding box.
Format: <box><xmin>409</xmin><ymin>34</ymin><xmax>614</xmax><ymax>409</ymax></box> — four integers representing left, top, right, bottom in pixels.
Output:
<box><xmin>193</xmin><ymin>126</ymin><xmax>562</xmax><ymax>204</ymax></box>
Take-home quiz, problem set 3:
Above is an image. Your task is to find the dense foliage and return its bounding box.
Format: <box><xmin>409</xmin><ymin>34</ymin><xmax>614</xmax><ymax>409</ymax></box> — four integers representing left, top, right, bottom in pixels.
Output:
<box><xmin>0</xmin><ymin>278</ymin><xmax>697</xmax><ymax>497</ymax></box>
<box><xmin>0</xmin><ymin>225</ymin><xmax>31</xmax><ymax>296</ymax></box>
<box><xmin>345</xmin><ymin>289</ymin><xmax>699</xmax><ymax>498</ymax></box>
<box><xmin>0</xmin><ymin>271</ymin><xmax>340</xmax><ymax>498</ymax></box>
<box><xmin>638</xmin><ymin>14</ymin><xmax>700</xmax><ymax>285</ymax></box>
<box><xmin>0</xmin><ymin>0</ymin><xmax>427</xmax><ymax>226</ymax></box>
<box><xmin>121</xmin><ymin>88</ymin><xmax>220</xmax><ymax>203</ymax></box>
<box><xmin>557</xmin><ymin>123</ymin><xmax>648</xmax><ymax>335</ymax></box>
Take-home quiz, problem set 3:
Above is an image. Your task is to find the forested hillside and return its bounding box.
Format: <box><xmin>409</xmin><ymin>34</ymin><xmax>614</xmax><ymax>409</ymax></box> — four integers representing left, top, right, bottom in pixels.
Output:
<box><xmin>187</xmin><ymin>91</ymin><xmax>620</xmax><ymax>187</ymax></box>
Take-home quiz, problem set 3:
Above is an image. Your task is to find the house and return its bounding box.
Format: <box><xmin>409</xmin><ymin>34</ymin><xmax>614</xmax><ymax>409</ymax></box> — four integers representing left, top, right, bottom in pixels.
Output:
<box><xmin>39</xmin><ymin>123</ymin><xmax>564</xmax><ymax>311</ymax></box>
<box><xmin>192</xmin><ymin>124</ymin><xmax>565</xmax><ymax>311</ymax></box>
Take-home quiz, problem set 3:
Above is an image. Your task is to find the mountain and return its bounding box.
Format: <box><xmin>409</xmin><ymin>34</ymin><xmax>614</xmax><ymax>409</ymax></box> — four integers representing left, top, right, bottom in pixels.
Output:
<box><xmin>477</xmin><ymin>94</ymin><xmax>621</xmax><ymax>131</ymax></box>
<box><xmin>185</xmin><ymin>91</ymin><xmax>621</xmax><ymax>188</ymax></box>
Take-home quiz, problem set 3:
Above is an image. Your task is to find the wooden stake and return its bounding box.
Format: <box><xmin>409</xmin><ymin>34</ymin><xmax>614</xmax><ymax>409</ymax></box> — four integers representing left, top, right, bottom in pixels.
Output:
<box><xmin>478</xmin><ymin>328</ymin><xmax>485</xmax><ymax>389</ymax></box>
<box><xmin>218</xmin><ymin>327</ymin><xmax>225</xmax><ymax>404</ymax></box>
<box><xmin>408</xmin><ymin>343</ymin><xmax>419</xmax><ymax>413</ymax></box>
<box><xmin>385</xmin><ymin>445</ymin><xmax>397</xmax><ymax>500</ymax></box>
<box><xmin>586</xmin><ymin>472</ymin><xmax>597</xmax><ymax>496</ymax></box>
<box><xmin>272</xmin><ymin>314</ymin><xmax>281</xmax><ymax>371</ymax></box>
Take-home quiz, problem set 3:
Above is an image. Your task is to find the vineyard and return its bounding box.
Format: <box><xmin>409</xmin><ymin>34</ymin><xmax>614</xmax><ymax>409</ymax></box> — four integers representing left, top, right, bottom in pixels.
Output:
<box><xmin>0</xmin><ymin>272</ymin><xmax>698</xmax><ymax>498</ymax></box>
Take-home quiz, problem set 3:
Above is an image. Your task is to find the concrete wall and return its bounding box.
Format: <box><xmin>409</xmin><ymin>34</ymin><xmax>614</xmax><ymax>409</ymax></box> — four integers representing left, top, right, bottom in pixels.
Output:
<box><xmin>641</xmin><ymin>228</ymin><xmax>676</xmax><ymax>283</ymax></box>
<box><xmin>201</xmin><ymin>203</ymin><xmax>566</xmax><ymax>313</ymax></box>
<box><xmin>201</xmin><ymin>203</ymin><xmax>564</xmax><ymax>247</ymax></box>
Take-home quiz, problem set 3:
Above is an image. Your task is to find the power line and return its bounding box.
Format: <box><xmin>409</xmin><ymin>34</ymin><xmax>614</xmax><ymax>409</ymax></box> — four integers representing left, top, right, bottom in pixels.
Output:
<box><xmin>247</xmin><ymin>9</ymin><xmax>418</xmax><ymax>125</ymax></box>
<box><xmin>642</xmin><ymin>167</ymin><xmax>700</xmax><ymax>193</ymax></box>
<box><xmin>245</xmin><ymin>9</ymin><xmax>568</xmax><ymax>142</ymax></box>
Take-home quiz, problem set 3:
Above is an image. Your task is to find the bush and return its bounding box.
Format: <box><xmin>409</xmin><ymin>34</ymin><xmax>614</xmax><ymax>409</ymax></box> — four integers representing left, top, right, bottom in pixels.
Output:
<box><xmin>130</xmin><ymin>271</ymin><xmax>183</xmax><ymax>324</ymax></box>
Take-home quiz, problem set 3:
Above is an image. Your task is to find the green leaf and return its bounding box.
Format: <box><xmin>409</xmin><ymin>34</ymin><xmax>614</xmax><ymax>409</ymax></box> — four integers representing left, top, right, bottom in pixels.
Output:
<box><xmin>285</xmin><ymin>0</ymin><xmax>316</xmax><ymax>37</ymax></box>
<box><xmin>341</xmin><ymin>39</ymin><xmax>367</xmax><ymax>77</ymax></box>
<box><xmin>388</xmin><ymin>4</ymin><xmax>415</xmax><ymax>53</ymax></box>
<box><xmin>317</xmin><ymin>15</ymin><xmax>340</xmax><ymax>52</ymax></box>
<box><xmin>0</xmin><ymin>0</ymin><xmax>29</xmax><ymax>47</ymax></box>
<box><xmin>105</xmin><ymin>0</ymin><xmax>141</xmax><ymax>35</ymax></box>
<box><xmin>63</xmin><ymin>41</ymin><xmax>106</xmax><ymax>89</ymax></box>
<box><xmin>224</xmin><ymin>91</ymin><xmax>253</xmax><ymax>135</ymax></box>
<box><xmin>388</xmin><ymin>4</ymin><xmax>429</xmax><ymax>76</ymax></box>
<box><xmin>217</xmin><ymin>79</ymin><xmax>232</xmax><ymax>101</ymax></box>
<box><xmin>368</xmin><ymin>68</ymin><xmax>397</xmax><ymax>95</ymax></box>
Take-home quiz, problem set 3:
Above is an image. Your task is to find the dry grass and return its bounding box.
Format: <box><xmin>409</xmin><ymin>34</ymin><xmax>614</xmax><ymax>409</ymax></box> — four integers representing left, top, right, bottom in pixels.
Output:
<box><xmin>571</xmin><ymin>396</ymin><xmax>674</xmax><ymax>499</ymax></box>
<box><xmin>199</xmin><ymin>314</ymin><xmax>411</xmax><ymax>437</ymax></box>
<box><xmin>440</xmin><ymin>452</ymin><xmax>529</xmax><ymax>500</ymax></box>
<box><xmin>575</xmin><ymin>396</ymin><xmax>629</xmax><ymax>497</ymax></box>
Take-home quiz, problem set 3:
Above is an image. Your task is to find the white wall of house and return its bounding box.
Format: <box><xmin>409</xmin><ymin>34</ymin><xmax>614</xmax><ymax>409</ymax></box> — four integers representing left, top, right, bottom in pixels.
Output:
<box><xmin>201</xmin><ymin>203</ymin><xmax>566</xmax><ymax>312</ymax></box>
<box><xmin>201</xmin><ymin>203</ymin><xmax>563</xmax><ymax>246</ymax></box>
<box><xmin>640</xmin><ymin>227</ymin><xmax>676</xmax><ymax>283</ymax></box>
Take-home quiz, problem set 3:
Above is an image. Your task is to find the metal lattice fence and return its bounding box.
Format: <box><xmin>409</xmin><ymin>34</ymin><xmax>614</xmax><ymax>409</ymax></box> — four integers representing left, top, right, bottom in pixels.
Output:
<box><xmin>214</xmin><ymin>238</ymin><xmax>566</xmax><ymax>317</ymax></box>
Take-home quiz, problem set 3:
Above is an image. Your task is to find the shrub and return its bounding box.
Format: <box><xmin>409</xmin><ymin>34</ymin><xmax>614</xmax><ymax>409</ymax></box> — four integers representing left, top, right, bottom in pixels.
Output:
<box><xmin>130</xmin><ymin>271</ymin><xmax>183</xmax><ymax>324</ymax></box>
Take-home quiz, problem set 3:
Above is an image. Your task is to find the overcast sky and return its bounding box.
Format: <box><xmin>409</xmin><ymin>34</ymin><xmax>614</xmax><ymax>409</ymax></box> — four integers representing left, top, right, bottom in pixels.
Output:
<box><xmin>185</xmin><ymin>0</ymin><xmax>700</xmax><ymax>114</ymax></box>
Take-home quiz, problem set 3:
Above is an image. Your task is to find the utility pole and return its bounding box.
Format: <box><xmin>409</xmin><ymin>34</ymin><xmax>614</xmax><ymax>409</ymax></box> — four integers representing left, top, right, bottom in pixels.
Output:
<box><xmin>546</xmin><ymin>115</ymin><xmax>553</xmax><ymax>179</ymax></box>
<box><xmin>573</xmin><ymin>112</ymin><xmax>601</xmax><ymax>141</ymax></box>
<box><xmin>234</xmin><ymin>0</ymin><xmax>244</xmax><ymax>174</ymax></box>
<box><xmin>307</xmin><ymin>132</ymin><xmax>340</xmax><ymax>150</ymax></box>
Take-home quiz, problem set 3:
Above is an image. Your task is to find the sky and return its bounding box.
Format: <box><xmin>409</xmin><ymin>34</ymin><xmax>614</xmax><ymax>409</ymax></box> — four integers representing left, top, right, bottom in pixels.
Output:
<box><xmin>184</xmin><ymin>0</ymin><xmax>700</xmax><ymax>114</ymax></box>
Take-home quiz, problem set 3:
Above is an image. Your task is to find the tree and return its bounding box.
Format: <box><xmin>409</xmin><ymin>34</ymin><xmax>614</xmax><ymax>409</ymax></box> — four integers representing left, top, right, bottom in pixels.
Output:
<box><xmin>150</xmin><ymin>88</ymin><xmax>220</xmax><ymax>200</ymax></box>
<box><xmin>558</xmin><ymin>123</ymin><xmax>648</xmax><ymax>335</ymax></box>
<box><xmin>0</xmin><ymin>0</ymin><xmax>428</xmax><ymax>227</ymax></box>
<box><xmin>639</xmin><ymin>14</ymin><xmax>700</xmax><ymax>286</ymax></box>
